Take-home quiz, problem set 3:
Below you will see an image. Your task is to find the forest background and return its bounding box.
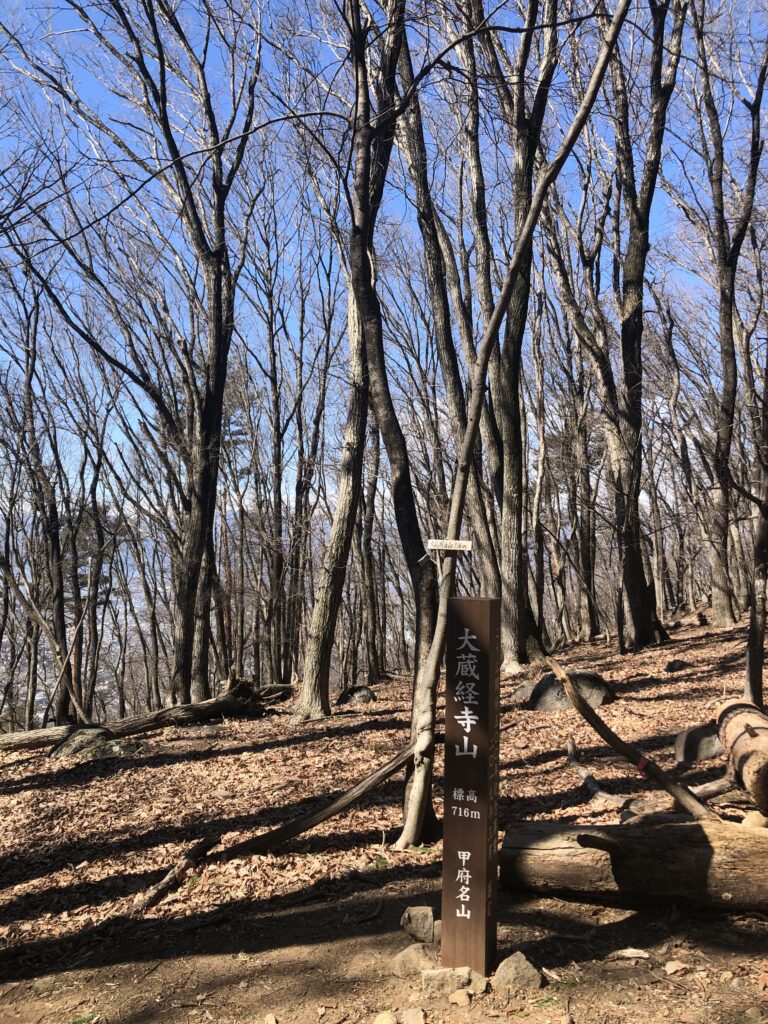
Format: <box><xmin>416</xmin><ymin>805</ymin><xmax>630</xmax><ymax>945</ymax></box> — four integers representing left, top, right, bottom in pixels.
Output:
<box><xmin>0</xmin><ymin>0</ymin><xmax>766</xmax><ymax>780</ymax></box>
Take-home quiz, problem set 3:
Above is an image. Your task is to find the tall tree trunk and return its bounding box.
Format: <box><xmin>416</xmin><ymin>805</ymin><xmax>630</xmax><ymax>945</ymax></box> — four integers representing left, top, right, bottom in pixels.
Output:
<box><xmin>294</xmin><ymin>298</ymin><xmax>369</xmax><ymax>721</ymax></box>
<box><xmin>169</xmin><ymin>256</ymin><xmax>233</xmax><ymax>705</ymax></box>
<box><xmin>191</xmin><ymin>541</ymin><xmax>213</xmax><ymax>703</ymax></box>
<box><xmin>746</xmin><ymin>507</ymin><xmax>768</xmax><ymax>707</ymax></box>
<box><xmin>361</xmin><ymin>425</ymin><xmax>382</xmax><ymax>686</ymax></box>
<box><xmin>24</xmin><ymin>619</ymin><xmax>39</xmax><ymax>730</ymax></box>
<box><xmin>499</xmin><ymin>254</ymin><xmax>545</xmax><ymax>670</ymax></box>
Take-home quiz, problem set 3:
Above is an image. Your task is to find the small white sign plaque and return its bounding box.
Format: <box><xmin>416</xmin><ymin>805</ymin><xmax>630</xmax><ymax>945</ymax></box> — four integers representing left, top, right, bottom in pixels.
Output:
<box><xmin>427</xmin><ymin>538</ymin><xmax>473</xmax><ymax>552</ymax></box>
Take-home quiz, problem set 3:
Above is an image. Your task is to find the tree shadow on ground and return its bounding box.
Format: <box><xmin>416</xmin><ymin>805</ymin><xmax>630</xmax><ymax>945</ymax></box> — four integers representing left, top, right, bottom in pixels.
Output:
<box><xmin>2</xmin><ymin>850</ymin><xmax>766</xmax><ymax>989</ymax></box>
<box><xmin>627</xmin><ymin>684</ymin><xmax>727</xmax><ymax>703</ymax></box>
<box><xmin>500</xmin><ymin>730</ymin><xmax>680</xmax><ymax>774</ymax></box>
<box><xmin>0</xmin><ymin>783</ymin><xmax>408</xmax><ymax>894</ymax></box>
<box><xmin>0</xmin><ymin>820</ymin><xmax>404</xmax><ymax>928</ymax></box>
<box><xmin>0</xmin><ymin>717</ymin><xmax>410</xmax><ymax>797</ymax></box>
<box><xmin>498</xmin><ymin>897</ymin><xmax>768</xmax><ymax>968</ymax></box>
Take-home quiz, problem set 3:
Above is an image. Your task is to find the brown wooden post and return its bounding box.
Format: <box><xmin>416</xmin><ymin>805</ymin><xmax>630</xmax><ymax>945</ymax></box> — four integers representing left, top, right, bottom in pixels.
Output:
<box><xmin>441</xmin><ymin>596</ymin><xmax>500</xmax><ymax>976</ymax></box>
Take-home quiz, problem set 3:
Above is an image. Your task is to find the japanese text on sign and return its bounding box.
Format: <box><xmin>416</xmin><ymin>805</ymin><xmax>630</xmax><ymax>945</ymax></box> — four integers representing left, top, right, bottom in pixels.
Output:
<box><xmin>456</xmin><ymin>850</ymin><xmax>472</xmax><ymax>918</ymax></box>
<box><xmin>454</xmin><ymin>628</ymin><xmax>480</xmax><ymax>759</ymax></box>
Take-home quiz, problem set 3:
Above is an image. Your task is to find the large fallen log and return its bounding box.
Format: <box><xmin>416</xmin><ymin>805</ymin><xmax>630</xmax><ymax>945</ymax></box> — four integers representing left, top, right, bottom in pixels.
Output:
<box><xmin>500</xmin><ymin>820</ymin><xmax>768</xmax><ymax>911</ymax></box>
<box><xmin>0</xmin><ymin>724</ymin><xmax>77</xmax><ymax>753</ymax></box>
<box><xmin>0</xmin><ymin>683</ymin><xmax>264</xmax><ymax>755</ymax></box>
<box><xmin>717</xmin><ymin>699</ymin><xmax>768</xmax><ymax>815</ymax></box>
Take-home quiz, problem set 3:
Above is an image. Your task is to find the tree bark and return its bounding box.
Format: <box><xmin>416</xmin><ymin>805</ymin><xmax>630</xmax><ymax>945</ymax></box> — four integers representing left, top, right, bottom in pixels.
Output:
<box><xmin>361</xmin><ymin>424</ymin><xmax>382</xmax><ymax>686</ymax></box>
<box><xmin>293</xmin><ymin>297</ymin><xmax>369</xmax><ymax>721</ymax></box>
<box><xmin>0</xmin><ymin>682</ymin><xmax>263</xmax><ymax>753</ymax></box>
<box><xmin>717</xmin><ymin>699</ymin><xmax>768</xmax><ymax>814</ymax></box>
<box><xmin>746</xmin><ymin>510</ymin><xmax>768</xmax><ymax>706</ymax></box>
<box><xmin>500</xmin><ymin>820</ymin><xmax>768</xmax><ymax>911</ymax></box>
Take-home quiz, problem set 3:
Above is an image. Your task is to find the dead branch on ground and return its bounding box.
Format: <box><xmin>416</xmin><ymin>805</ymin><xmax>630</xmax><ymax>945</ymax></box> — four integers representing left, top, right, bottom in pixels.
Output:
<box><xmin>130</xmin><ymin>741</ymin><xmax>416</xmax><ymax>917</ymax></box>
<box><xmin>547</xmin><ymin>656</ymin><xmax>720</xmax><ymax>821</ymax></box>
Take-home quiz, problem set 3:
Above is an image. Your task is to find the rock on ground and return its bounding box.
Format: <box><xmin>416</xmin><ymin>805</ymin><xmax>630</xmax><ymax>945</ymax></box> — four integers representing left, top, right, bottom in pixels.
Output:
<box><xmin>743</xmin><ymin>811</ymin><xmax>768</xmax><ymax>829</ymax></box>
<box><xmin>400</xmin><ymin>1011</ymin><xmax>426</xmax><ymax>1024</ymax></box>
<box><xmin>674</xmin><ymin>723</ymin><xmax>723</xmax><ymax>764</ymax></box>
<box><xmin>81</xmin><ymin>738</ymin><xmax>144</xmax><ymax>761</ymax></box>
<box><xmin>468</xmin><ymin>970</ymin><xmax>488</xmax><ymax>994</ymax></box>
<box><xmin>525</xmin><ymin>671</ymin><xmax>615</xmax><ymax>712</ymax></box>
<box><xmin>399</xmin><ymin>906</ymin><xmax>434</xmax><ymax>943</ymax></box>
<box><xmin>510</xmin><ymin>678</ymin><xmax>538</xmax><ymax>702</ymax></box>
<box><xmin>373</xmin><ymin>1013</ymin><xmax>397</xmax><ymax>1024</ymax></box>
<box><xmin>51</xmin><ymin>727</ymin><xmax>113</xmax><ymax>759</ymax></box>
<box><xmin>335</xmin><ymin>685</ymin><xmax>376</xmax><ymax>705</ymax></box>
<box><xmin>392</xmin><ymin>944</ymin><xmax>433</xmax><ymax>978</ymax></box>
<box><xmin>421</xmin><ymin>967</ymin><xmax>471</xmax><ymax>1000</ymax></box>
<box><xmin>492</xmin><ymin>952</ymin><xmax>544</xmax><ymax>991</ymax></box>
<box><xmin>448</xmin><ymin>989</ymin><xmax>471</xmax><ymax>1006</ymax></box>
<box><xmin>666</xmin><ymin>659</ymin><xmax>694</xmax><ymax>673</ymax></box>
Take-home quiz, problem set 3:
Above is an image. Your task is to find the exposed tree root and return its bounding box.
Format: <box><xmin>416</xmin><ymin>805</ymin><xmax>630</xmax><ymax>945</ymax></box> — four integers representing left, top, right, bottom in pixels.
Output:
<box><xmin>565</xmin><ymin>735</ymin><xmax>625</xmax><ymax>809</ymax></box>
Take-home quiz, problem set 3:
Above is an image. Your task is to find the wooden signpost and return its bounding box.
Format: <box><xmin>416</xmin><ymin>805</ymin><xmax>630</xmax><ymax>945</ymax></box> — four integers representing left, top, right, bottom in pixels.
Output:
<box><xmin>440</xmin><ymin>596</ymin><xmax>500</xmax><ymax>976</ymax></box>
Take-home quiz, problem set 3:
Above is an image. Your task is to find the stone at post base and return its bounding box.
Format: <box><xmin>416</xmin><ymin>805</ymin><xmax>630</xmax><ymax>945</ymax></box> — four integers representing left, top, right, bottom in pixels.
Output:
<box><xmin>449</xmin><ymin>989</ymin><xmax>471</xmax><ymax>1006</ymax></box>
<box><xmin>421</xmin><ymin>966</ymin><xmax>471</xmax><ymax>1000</ymax></box>
<box><xmin>391</xmin><ymin>943</ymin><xmax>434</xmax><ymax>978</ymax></box>
<box><xmin>400</xmin><ymin>905</ymin><xmax>434</xmax><ymax>943</ymax></box>
<box><xmin>468</xmin><ymin>969</ymin><xmax>488</xmax><ymax>994</ymax></box>
<box><xmin>491</xmin><ymin>952</ymin><xmax>544</xmax><ymax>991</ymax></box>
<box><xmin>400</xmin><ymin>1011</ymin><xmax>426</xmax><ymax>1024</ymax></box>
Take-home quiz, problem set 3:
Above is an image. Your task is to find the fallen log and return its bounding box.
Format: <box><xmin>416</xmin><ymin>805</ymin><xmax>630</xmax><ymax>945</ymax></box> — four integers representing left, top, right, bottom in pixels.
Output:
<box><xmin>500</xmin><ymin>819</ymin><xmax>768</xmax><ymax>911</ymax></box>
<box><xmin>690</xmin><ymin>775</ymin><xmax>738</xmax><ymax>802</ymax></box>
<box><xmin>0</xmin><ymin>683</ymin><xmax>263</xmax><ymax>755</ymax></box>
<box><xmin>717</xmin><ymin>700</ymin><xmax>768</xmax><ymax>815</ymax></box>
<box><xmin>0</xmin><ymin>724</ymin><xmax>77</xmax><ymax>753</ymax></box>
<box><xmin>107</xmin><ymin>683</ymin><xmax>262</xmax><ymax>740</ymax></box>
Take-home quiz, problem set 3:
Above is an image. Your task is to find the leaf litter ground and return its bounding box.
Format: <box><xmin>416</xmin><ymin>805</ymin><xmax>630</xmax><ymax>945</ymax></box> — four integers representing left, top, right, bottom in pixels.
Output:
<box><xmin>1</xmin><ymin>619</ymin><xmax>767</xmax><ymax>1024</ymax></box>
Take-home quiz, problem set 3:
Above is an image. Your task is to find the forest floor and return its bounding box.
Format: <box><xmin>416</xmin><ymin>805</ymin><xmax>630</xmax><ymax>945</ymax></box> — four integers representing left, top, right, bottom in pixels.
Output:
<box><xmin>1</xmin><ymin>618</ymin><xmax>768</xmax><ymax>1024</ymax></box>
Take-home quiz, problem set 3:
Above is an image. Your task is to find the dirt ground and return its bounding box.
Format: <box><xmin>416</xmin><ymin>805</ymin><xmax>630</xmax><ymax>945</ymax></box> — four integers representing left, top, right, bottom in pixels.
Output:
<box><xmin>1</xmin><ymin>619</ymin><xmax>768</xmax><ymax>1024</ymax></box>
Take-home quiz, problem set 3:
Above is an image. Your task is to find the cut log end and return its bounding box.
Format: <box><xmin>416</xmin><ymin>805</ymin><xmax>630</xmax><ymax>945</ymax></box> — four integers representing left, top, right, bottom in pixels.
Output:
<box><xmin>717</xmin><ymin>700</ymin><xmax>768</xmax><ymax>815</ymax></box>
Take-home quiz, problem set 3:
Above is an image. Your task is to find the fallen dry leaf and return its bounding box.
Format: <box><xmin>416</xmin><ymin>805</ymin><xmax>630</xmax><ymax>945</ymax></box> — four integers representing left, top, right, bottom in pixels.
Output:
<box><xmin>665</xmin><ymin>961</ymin><xmax>690</xmax><ymax>975</ymax></box>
